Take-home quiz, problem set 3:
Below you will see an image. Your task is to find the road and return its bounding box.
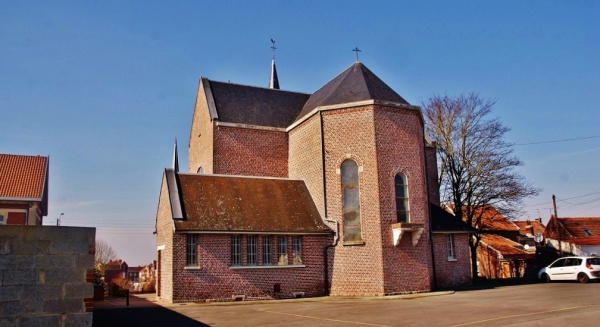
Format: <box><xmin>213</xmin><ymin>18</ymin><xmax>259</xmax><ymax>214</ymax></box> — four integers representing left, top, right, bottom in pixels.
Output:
<box><xmin>93</xmin><ymin>282</ymin><xmax>600</xmax><ymax>326</ymax></box>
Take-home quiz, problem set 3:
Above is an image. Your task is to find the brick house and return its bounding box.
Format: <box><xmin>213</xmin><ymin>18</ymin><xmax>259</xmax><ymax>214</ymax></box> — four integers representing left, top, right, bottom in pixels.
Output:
<box><xmin>0</xmin><ymin>154</ymin><xmax>49</xmax><ymax>225</ymax></box>
<box><xmin>471</xmin><ymin>207</ymin><xmax>536</xmax><ymax>278</ymax></box>
<box><xmin>104</xmin><ymin>259</ymin><xmax>128</xmax><ymax>286</ymax></box>
<box><xmin>545</xmin><ymin>216</ymin><xmax>600</xmax><ymax>257</ymax></box>
<box><xmin>155</xmin><ymin>60</ymin><xmax>473</xmax><ymax>302</ymax></box>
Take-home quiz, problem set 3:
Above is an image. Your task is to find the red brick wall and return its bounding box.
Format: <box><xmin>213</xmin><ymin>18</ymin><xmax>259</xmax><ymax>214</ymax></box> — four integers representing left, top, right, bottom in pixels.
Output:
<box><xmin>321</xmin><ymin>106</ymin><xmax>386</xmax><ymax>296</ymax></box>
<box><xmin>155</xmin><ymin>175</ymin><xmax>175</xmax><ymax>302</ymax></box>
<box><xmin>213</xmin><ymin>126</ymin><xmax>288</xmax><ymax>178</ymax></box>
<box><xmin>170</xmin><ymin>233</ymin><xmax>332</xmax><ymax>302</ymax></box>
<box><xmin>288</xmin><ymin>114</ymin><xmax>325</xmax><ymax>217</ymax></box>
<box><xmin>432</xmin><ymin>233</ymin><xmax>472</xmax><ymax>289</ymax></box>
<box><xmin>373</xmin><ymin>107</ymin><xmax>433</xmax><ymax>294</ymax></box>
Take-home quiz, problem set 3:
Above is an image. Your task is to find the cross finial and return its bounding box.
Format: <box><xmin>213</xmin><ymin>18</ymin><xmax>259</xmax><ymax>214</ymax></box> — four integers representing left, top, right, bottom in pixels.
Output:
<box><xmin>270</xmin><ymin>38</ymin><xmax>277</xmax><ymax>59</ymax></box>
<box><xmin>352</xmin><ymin>47</ymin><xmax>361</xmax><ymax>61</ymax></box>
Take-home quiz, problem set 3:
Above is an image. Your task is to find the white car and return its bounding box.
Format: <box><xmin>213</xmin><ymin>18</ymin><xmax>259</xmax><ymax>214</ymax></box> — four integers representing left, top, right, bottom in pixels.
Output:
<box><xmin>538</xmin><ymin>256</ymin><xmax>600</xmax><ymax>283</ymax></box>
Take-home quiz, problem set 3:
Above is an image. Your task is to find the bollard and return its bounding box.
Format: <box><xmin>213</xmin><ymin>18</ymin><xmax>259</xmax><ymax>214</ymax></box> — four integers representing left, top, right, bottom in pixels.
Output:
<box><xmin>126</xmin><ymin>289</ymin><xmax>129</xmax><ymax>307</ymax></box>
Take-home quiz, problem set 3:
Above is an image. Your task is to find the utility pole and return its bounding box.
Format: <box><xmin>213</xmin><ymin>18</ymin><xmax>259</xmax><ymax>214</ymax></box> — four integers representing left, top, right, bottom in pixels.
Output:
<box><xmin>552</xmin><ymin>195</ymin><xmax>562</xmax><ymax>257</ymax></box>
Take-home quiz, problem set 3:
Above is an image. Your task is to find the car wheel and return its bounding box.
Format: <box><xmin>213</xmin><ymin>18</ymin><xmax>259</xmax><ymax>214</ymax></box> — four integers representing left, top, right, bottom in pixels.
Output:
<box><xmin>577</xmin><ymin>273</ymin><xmax>589</xmax><ymax>283</ymax></box>
<box><xmin>541</xmin><ymin>273</ymin><xmax>551</xmax><ymax>283</ymax></box>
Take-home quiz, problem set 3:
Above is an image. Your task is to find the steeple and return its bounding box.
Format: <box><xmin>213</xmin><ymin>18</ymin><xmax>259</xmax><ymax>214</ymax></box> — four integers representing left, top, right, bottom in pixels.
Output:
<box><xmin>269</xmin><ymin>38</ymin><xmax>280</xmax><ymax>89</ymax></box>
<box><xmin>172</xmin><ymin>139</ymin><xmax>179</xmax><ymax>172</ymax></box>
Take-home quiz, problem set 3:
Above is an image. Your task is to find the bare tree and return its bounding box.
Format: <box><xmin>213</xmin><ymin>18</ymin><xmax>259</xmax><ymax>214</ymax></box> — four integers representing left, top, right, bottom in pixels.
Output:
<box><xmin>422</xmin><ymin>93</ymin><xmax>539</xmax><ymax>280</ymax></box>
<box><xmin>95</xmin><ymin>239</ymin><xmax>117</xmax><ymax>273</ymax></box>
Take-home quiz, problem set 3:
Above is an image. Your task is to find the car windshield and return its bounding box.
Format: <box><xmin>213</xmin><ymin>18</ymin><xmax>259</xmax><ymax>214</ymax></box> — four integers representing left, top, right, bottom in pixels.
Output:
<box><xmin>587</xmin><ymin>258</ymin><xmax>600</xmax><ymax>265</ymax></box>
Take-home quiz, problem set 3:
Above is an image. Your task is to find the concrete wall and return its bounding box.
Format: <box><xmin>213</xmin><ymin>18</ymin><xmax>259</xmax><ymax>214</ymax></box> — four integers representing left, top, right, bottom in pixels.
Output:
<box><xmin>0</xmin><ymin>225</ymin><xmax>95</xmax><ymax>327</ymax></box>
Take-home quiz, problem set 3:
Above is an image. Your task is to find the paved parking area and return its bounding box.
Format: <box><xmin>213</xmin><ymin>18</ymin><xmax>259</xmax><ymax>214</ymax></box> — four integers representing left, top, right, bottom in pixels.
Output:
<box><xmin>93</xmin><ymin>282</ymin><xmax>600</xmax><ymax>326</ymax></box>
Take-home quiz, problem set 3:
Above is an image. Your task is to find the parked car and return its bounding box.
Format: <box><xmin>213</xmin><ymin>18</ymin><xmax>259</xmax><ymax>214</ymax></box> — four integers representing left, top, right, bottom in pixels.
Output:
<box><xmin>538</xmin><ymin>256</ymin><xmax>600</xmax><ymax>283</ymax></box>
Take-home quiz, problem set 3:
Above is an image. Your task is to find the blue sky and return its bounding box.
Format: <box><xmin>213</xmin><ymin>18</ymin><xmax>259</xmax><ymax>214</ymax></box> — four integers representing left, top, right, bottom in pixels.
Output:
<box><xmin>2</xmin><ymin>1</ymin><xmax>599</xmax><ymax>265</ymax></box>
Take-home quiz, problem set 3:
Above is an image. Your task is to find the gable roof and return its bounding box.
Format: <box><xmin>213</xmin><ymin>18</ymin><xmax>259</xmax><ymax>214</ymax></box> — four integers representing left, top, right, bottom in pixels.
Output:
<box><xmin>476</xmin><ymin>207</ymin><xmax>520</xmax><ymax>232</ymax></box>
<box><xmin>207</xmin><ymin>79</ymin><xmax>310</xmax><ymax>128</ymax></box>
<box><xmin>479</xmin><ymin>233</ymin><xmax>532</xmax><ymax>258</ymax></box>
<box><xmin>430</xmin><ymin>204</ymin><xmax>476</xmax><ymax>233</ymax></box>
<box><xmin>0</xmin><ymin>154</ymin><xmax>49</xmax><ymax>213</ymax></box>
<box><xmin>513</xmin><ymin>219</ymin><xmax>546</xmax><ymax>237</ymax></box>
<box><xmin>546</xmin><ymin>217</ymin><xmax>600</xmax><ymax>245</ymax></box>
<box><xmin>295</xmin><ymin>62</ymin><xmax>410</xmax><ymax>122</ymax></box>
<box><xmin>169</xmin><ymin>171</ymin><xmax>333</xmax><ymax>234</ymax></box>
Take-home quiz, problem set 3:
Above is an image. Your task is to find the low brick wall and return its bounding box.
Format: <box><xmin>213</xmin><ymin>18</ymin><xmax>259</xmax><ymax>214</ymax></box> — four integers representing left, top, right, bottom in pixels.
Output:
<box><xmin>0</xmin><ymin>225</ymin><xmax>95</xmax><ymax>327</ymax></box>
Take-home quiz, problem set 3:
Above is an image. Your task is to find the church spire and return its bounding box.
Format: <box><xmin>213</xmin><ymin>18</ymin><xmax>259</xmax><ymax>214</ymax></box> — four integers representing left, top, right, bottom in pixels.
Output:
<box><xmin>172</xmin><ymin>139</ymin><xmax>179</xmax><ymax>172</ymax></box>
<box><xmin>269</xmin><ymin>38</ymin><xmax>280</xmax><ymax>89</ymax></box>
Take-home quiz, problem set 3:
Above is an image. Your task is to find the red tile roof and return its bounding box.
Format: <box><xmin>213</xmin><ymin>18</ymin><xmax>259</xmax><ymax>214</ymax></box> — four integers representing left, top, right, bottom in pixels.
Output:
<box><xmin>477</xmin><ymin>207</ymin><xmax>520</xmax><ymax>232</ymax></box>
<box><xmin>171</xmin><ymin>172</ymin><xmax>333</xmax><ymax>233</ymax></box>
<box><xmin>513</xmin><ymin>219</ymin><xmax>546</xmax><ymax>237</ymax></box>
<box><xmin>549</xmin><ymin>217</ymin><xmax>600</xmax><ymax>245</ymax></box>
<box><xmin>0</xmin><ymin>154</ymin><xmax>48</xmax><ymax>199</ymax></box>
<box><xmin>480</xmin><ymin>234</ymin><xmax>532</xmax><ymax>257</ymax></box>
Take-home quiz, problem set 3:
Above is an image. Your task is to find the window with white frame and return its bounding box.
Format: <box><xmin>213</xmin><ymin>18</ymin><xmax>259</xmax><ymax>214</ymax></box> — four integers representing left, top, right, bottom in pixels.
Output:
<box><xmin>262</xmin><ymin>236</ymin><xmax>273</xmax><ymax>265</ymax></box>
<box><xmin>293</xmin><ymin>236</ymin><xmax>302</xmax><ymax>264</ymax></box>
<box><xmin>186</xmin><ymin>234</ymin><xmax>198</xmax><ymax>266</ymax></box>
<box><xmin>231</xmin><ymin>235</ymin><xmax>242</xmax><ymax>266</ymax></box>
<box><xmin>447</xmin><ymin>234</ymin><xmax>456</xmax><ymax>260</ymax></box>
<box><xmin>278</xmin><ymin>236</ymin><xmax>288</xmax><ymax>265</ymax></box>
<box><xmin>247</xmin><ymin>235</ymin><xmax>258</xmax><ymax>265</ymax></box>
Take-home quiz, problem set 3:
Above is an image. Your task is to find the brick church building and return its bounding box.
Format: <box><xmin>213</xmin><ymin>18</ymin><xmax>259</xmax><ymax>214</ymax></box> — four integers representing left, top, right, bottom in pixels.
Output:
<box><xmin>155</xmin><ymin>58</ymin><xmax>473</xmax><ymax>303</ymax></box>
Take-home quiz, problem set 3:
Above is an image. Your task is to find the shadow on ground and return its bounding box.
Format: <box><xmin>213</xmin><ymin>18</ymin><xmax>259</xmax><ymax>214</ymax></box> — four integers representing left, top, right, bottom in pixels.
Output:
<box><xmin>93</xmin><ymin>295</ymin><xmax>209</xmax><ymax>327</ymax></box>
<box><xmin>445</xmin><ymin>277</ymin><xmax>540</xmax><ymax>292</ymax></box>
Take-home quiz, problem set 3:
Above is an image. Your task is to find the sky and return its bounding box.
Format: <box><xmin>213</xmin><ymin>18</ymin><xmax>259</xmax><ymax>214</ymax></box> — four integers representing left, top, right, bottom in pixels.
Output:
<box><xmin>1</xmin><ymin>1</ymin><xmax>599</xmax><ymax>266</ymax></box>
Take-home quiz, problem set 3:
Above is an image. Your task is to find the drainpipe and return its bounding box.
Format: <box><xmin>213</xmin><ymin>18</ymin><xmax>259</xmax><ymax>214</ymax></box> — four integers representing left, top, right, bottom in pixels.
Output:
<box><xmin>423</xmin><ymin>140</ymin><xmax>437</xmax><ymax>290</ymax></box>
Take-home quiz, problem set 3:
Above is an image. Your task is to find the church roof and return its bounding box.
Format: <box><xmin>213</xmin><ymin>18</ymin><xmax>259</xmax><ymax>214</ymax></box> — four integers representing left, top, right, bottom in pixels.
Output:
<box><xmin>295</xmin><ymin>61</ymin><xmax>410</xmax><ymax>122</ymax></box>
<box><xmin>208</xmin><ymin>80</ymin><xmax>309</xmax><ymax>128</ymax></box>
<box><xmin>170</xmin><ymin>172</ymin><xmax>333</xmax><ymax>234</ymax></box>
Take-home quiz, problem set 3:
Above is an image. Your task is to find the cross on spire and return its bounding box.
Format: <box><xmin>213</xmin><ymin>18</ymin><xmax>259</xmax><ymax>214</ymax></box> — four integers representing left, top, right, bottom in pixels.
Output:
<box><xmin>270</xmin><ymin>38</ymin><xmax>277</xmax><ymax>59</ymax></box>
<box><xmin>352</xmin><ymin>47</ymin><xmax>361</xmax><ymax>61</ymax></box>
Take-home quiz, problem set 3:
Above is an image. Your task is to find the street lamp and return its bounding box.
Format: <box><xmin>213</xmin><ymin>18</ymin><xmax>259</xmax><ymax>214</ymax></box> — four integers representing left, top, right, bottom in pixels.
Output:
<box><xmin>56</xmin><ymin>213</ymin><xmax>64</xmax><ymax>226</ymax></box>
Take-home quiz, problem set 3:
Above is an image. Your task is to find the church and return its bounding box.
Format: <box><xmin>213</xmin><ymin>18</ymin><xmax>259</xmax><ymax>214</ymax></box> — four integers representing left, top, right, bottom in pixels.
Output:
<box><xmin>155</xmin><ymin>54</ymin><xmax>473</xmax><ymax>303</ymax></box>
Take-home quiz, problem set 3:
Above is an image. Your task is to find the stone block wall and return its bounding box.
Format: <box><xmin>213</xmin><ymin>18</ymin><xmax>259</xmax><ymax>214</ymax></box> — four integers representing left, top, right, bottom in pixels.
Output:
<box><xmin>0</xmin><ymin>225</ymin><xmax>95</xmax><ymax>327</ymax></box>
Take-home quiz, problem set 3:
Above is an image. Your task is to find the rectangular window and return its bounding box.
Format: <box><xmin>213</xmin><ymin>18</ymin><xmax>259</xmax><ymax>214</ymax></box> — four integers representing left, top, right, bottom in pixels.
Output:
<box><xmin>247</xmin><ymin>235</ymin><xmax>258</xmax><ymax>265</ymax></box>
<box><xmin>447</xmin><ymin>234</ymin><xmax>456</xmax><ymax>260</ymax></box>
<box><xmin>262</xmin><ymin>236</ymin><xmax>273</xmax><ymax>265</ymax></box>
<box><xmin>293</xmin><ymin>236</ymin><xmax>303</xmax><ymax>265</ymax></box>
<box><xmin>0</xmin><ymin>215</ymin><xmax>4</xmax><ymax>225</ymax></box>
<box><xmin>186</xmin><ymin>234</ymin><xmax>198</xmax><ymax>266</ymax></box>
<box><xmin>278</xmin><ymin>236</ymin><xmax>288</xmax><ymax>265</ymax></box>
<box><xmin>231</xmin><ymin>235</ymin><xmax>242</xmax><ymax>266</ymax></box>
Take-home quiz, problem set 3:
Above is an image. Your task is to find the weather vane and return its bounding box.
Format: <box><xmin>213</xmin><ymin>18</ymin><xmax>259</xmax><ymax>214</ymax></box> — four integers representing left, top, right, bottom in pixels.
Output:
<box><xmin>271</xmin><ymin>38</ymin><xmax>277</xmax><ymax>59</ymax></box>
<box><xmin>352</xmin><ymin>47</ymin><xmax>361</xmax><ymax>61</ymax></box>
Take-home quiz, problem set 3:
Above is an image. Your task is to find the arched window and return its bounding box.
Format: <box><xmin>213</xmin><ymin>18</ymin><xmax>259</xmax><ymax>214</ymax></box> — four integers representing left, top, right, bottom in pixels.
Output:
<box><xmin>197</xmin><ymin>167</ymin><xmax>204</xmax><ymax>174</ymax></box>
<box><xmin>395</xmin><ymin>174</ymin><xmax>409</xmax><ymax>223</ymax></box>
<box><xmin>341</xmin><ymin>159</ymin><xmax>363</xmax><ymax>244</ymax></box>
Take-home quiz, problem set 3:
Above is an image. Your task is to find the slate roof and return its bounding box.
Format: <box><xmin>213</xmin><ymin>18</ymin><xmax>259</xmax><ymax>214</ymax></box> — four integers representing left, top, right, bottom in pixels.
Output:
<box><xmin>205</xmin><ymin>62</ymin><xmax>412</xmax><ymax>129</ymax></box>
<box><xmin>295</xmin><ymin>62</ymin><xmax>410</xmax><ymax>122</ymax></box>
<box><xmin>480</xmin><ymin>234</ymin><xmax>532</xmax><ymax>258</ymax></box>
<box><xmin>171</xmin><ymin>172</ymin><xmax>333</xmax><ymax>234</ymax></box>
<box><xmin>0</xmin><ymin>154</ymin><xmax>48</xmax><ymax>200</ymax></box>
<box><xmin>430</xmin><ymin>204</ymin><xmax>476</xmax><ymax>233</ymax></box>
<box><xmin>547</xmin><ymin>217</ymin><xmax>600</xmax><ymax>245</ymax></box>
<box><xmin>208</xmin><ymin>80</ymin><xmax>309</xmax><ymax>128</ymax></box>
